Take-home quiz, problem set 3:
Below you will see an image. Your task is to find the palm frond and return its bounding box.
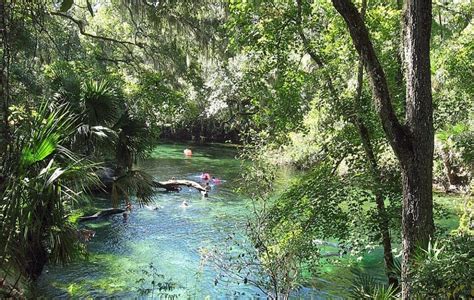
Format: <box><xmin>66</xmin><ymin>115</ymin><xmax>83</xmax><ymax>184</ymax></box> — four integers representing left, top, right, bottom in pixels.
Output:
<box><xmin>77</xmin><ymin>125</ymin><xmax>118</xmax><ymax>140</ymax></box>
<box><xmin>112</xmin><ymin>168</ymin><xmax>155</xmax><ymax>207</ymax></box>
<box><xmin>48</xmin><ymin>223</ymin><xmax>86</xmax><ymax>265</ymax></box>
<box><xmin>350</xmin><ymin>269</ymin><xmax>398</xmax><ymax>299</ymax></box>
<box><xmin>81</xmin><ymin>79</ymin><xmax>121</xmax><ymax>126</ymax></box>
<box><xmin>0</xmin><ymin>100</ymin><xmax>100</xmax><ymax>281</ymax></box>
<box><xmin>20</xmin><ymin>102</ymin><xmax>77</xmax><ymax>169</ymax></box>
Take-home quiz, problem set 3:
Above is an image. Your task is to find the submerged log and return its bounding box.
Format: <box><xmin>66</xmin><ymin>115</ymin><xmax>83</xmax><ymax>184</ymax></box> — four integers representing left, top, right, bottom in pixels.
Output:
<box><xmin>154</xmin><ymin>179</ymin><xmax>208</xmax><ymax>195</ymax></box>
<box><xmin>78</xmin><ymin>208</ymin><xmax>126</xmax><ymax>222</ymax></box>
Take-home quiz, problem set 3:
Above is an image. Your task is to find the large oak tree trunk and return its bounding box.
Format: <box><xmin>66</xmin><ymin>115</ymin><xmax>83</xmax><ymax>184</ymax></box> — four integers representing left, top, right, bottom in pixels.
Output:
<box><xmin>400</xmin><ymin>155</ymin><xmax>434</xmax><ymax>297</ymax></box>
<box><xmin>332</xmin><ymin>0</ymin><xmax>435</xmax><ymax>297</ymax></box>
<box><xmin>400</xmin><ymin>1</ymin><xmax>435</xmax><ymax>297</ymax></box>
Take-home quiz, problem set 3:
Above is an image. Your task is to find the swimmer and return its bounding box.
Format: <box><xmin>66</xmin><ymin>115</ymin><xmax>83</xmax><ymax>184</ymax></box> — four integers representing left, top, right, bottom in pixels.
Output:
<box><xmin>145</xmin><ymin>205</ymin><xmax>161</xmax><ymax>211</ymax></box>
<box><xmin>181</xmin><ymin>200</ymin><xmax>189</xmax><ymax>207</ymax></box>
<box><xmin>200</xmin><ymin>172</ymin><xmax>210</xmax><ymax>180</ymax></box>
<box><xmin>205</xmin><ymin>182</ymin><xmax>211</xmax><ymax>191</ymax></box>
<box><xmin>211</xmin><ymin>176</ymin><xmax>221</xmax><ymax>184</ymax></box>
<box><xmin>184</xmin><ymin>148</ymin><xmax>193</xmax><ymax>156</ymax></box>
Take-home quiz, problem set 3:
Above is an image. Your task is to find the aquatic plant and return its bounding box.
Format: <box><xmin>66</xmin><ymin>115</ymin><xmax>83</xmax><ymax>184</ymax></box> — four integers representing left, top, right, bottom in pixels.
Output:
<box><xmin>134</xmin><ymin>263</ymin><xmax>181</xmax><ymax>299</ymax></box>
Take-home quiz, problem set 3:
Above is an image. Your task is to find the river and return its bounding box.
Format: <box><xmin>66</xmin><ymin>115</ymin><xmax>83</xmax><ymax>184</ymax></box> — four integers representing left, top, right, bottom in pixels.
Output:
<box><xmin>36</xmin><ymin>143</ymin><xmax>385</xmax><ymax>299</ymax></box>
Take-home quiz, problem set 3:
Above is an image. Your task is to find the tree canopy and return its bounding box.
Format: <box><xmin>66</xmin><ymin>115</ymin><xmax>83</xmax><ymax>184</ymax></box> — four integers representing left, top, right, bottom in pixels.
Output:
<box><xmin>0</xmin><ymin>0</ymin><xmax>472</xmax><ymax>298</ymax></box>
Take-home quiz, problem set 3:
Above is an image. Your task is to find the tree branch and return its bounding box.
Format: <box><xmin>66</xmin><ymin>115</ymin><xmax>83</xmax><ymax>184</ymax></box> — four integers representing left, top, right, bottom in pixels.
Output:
<box><xmin>95</xmin><ymin>56</ymin><xmax>132</xmax><ymax>65</ymax></box>
<box><xmin>295</xmin><ymin>0</ymin><xmax>339</xmax><ymax>102</ymax></box>
<box><xmin>331</xmin><ymin>0</ymin><xmax>409</xmax><ymax>156</ymax></box>
<box><xmin>50</xmin><ymin>11</ymin><xmax>143</xmax><ymax>48</ymax></box>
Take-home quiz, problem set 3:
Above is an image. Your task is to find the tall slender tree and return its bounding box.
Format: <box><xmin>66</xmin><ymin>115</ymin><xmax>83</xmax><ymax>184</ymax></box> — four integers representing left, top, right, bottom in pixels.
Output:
<box><xmin>0</xmin><ymin>0</ymin><xmax>10</xmax><ymax>154</ymax></box>
<box><xmin>295</xmin><ymin>0</ymin><xmax>398</xmax><ymax>287</ymax></box>
<box><xmin>331</xmin><ymin>0</ymin><xmax>434</xmax><ymax>298</ymax></box>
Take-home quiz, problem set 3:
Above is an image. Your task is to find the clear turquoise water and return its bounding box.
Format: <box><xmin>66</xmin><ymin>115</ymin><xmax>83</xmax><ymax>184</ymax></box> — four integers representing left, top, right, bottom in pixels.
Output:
<box><xmin>36</xmin><ymin>144</ymin><xmax>320</xmax><ymax>298</ymax></box>
<box><xmin>36</xmin><ymin>143</ymin><xmax>393</xmax><ymax>299</ymax></box>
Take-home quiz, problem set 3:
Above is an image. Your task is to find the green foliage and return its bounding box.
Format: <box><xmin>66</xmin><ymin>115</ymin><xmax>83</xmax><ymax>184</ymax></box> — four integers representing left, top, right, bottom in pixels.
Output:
<box><xmin>1</xmin><ymin>102</ymin><xmax>99</xmax><ymax>282</ymax></box>
<box><xmin>59</xmin><ymin>0</ymin><xmax>74</xmax><ymax>13</ymax></box>
<box><xmin>2</xmin><ymin>0</ymin><xmax>473</xmax><ymax>297</ymax></box>
<box><xmin>438</xmin><ymin>123</ymin><xmax>474</xmax><ymax>166</ymax></box>
<box><xmin>350</xmin><ymin>270</ymin><xmax>398</xmax><ymax>299</ymax></box>
<box><xmin>81</xmin><ymin>79</ymin><xmax>121</xmax><ymax>127</ymax></box>
<box><xmin>201</xmin><ymin>229</ymin><xmax>304</xmax><ymax>299</ymax></box>
<box><xmin>111</xmin><ymin>169</ymin><xmax>155</xmax><ymax>207</ymax></box>
<box><xmin>412</xmin><ymin>234</ymin><xmax>474</xmax><ymax>298</ymax></box>
<box><xmin>126</xmin><ymin>72</ymin><xmax>186</xmax><ymax>127</ymax></box>
<box><xmin>457</xmin><ymin>196</ymin><xmax>473</xmax><ymax>235</ymax></box>
<box><xmin>19</xmin><ymin>103</ymin><xmax>75</xmax><ymax>168</ymax></box>
<box><xmin>268</xmin><ymin>164</ymin><xmax>349</xmax><ymax>241</ymax></box>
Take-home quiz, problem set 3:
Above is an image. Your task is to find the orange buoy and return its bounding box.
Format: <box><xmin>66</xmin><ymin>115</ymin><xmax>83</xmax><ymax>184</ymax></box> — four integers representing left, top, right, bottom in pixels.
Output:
<box><xmin>184</xmin><ymin>149</ymin><xmax>193</xmax><ymax>156</ymax></box>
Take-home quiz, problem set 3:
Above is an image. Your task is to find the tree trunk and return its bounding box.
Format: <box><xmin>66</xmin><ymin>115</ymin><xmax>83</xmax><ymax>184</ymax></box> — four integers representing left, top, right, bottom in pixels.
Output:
<box><xmin>401</xmin><ymin>2</ymin><xmax>435</xmax><ymax>297</ymax></box>
<box><xmin>354</xmin><ymin>64</ymin><xmax>398</xmax><ymax>288</ymax></box>
<box><xmin>78</xmin><ymin>208</ymin><xmax>126</xmax><ymax>222</ymax></box>
<box><xmin>24</xmin><ymin>237</ymin><xmax>48</xmax><ymax>281</ymax></box>
<box><xmin>0</xmin><ymin>0</ymin><xmax>11</xmax><ymax>153</ymax></box>
<box><xmin>351</xmin><ymin>0</ymin><xmax>397</xmax><ymax>287</ymax></box>
<box><xmin>154</xmin><ymin>179</ymin><xmax>208</xmax><ymax>194</ymax></box>
<box><xmin>297</xmin><ymin>0</ymin><xmax>398</xmax><ymax>286</ymax></box>
<box><xmin>331</xmin><ymin>0</ymin><xmax>435</xmax><ymax>297</ymax></box>
<box><xmin>356</xmin><ymin>120</ymin><xmax>399</xmax><ymax>287</ymax></box>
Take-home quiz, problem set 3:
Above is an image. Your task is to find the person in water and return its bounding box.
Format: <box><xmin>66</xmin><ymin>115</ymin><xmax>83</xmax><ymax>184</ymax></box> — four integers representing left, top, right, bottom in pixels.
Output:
<box><xmin>211</xmin><ymin>176</ymin><xmax>221</xmax><ymax>184</ymax></box>
<box><xmin>184</xmin><ymin>148</ymin><xmax>193</xmax><ymax>156</ymax></box>
<box><xmin>145</xmin><ymin>204</ymin><xmax>160</xmax><ymax>211</ymax></box>
<box><xmin>201</xmin><ymin>172</ymin><xmax>210</xmax><ymax>180</ymax></box>
<box><xmin>205</xmin><ymin>182</ymin><xmax>211</xmax><ymax>191</ymax></box>
<box><xmin>181</xmin><ymin>200</ymin><xmax>189</xmax><ymax>207</ymax></box>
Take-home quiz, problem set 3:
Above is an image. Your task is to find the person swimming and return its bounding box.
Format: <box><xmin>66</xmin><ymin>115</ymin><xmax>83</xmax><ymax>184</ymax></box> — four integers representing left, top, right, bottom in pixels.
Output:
<box><xmin>211</xmin><ymin>176</ymin><xmax>221</xmax><ymax>184</ymax></box>
<box><xmin>205</xmin><ymin>182</ymin><xmax>212</xmax><ymax>191</ymax></box>
<box><xmin>181</xmin><ymin>200</ymin><xmax>189</xmax><ymax>207</ymax></box>
<box><xmin>200</xmin><ymin>172</ymin><xmax>210</xmax><ymax>180</ymax></box>
<box><xmin>184</xmin><ymin>148</ymin><xmax>193</xmax><ymax>156</ymax></box>
<box><xmin>145</xmin><ymin>205</ymin><xmax>161</xmax><ymax>211</ymax></box>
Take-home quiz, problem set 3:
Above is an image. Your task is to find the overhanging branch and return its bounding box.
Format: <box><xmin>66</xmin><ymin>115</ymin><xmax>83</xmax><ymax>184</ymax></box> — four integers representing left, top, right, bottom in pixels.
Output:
<box><xmin>50</xmin><ymin>11</ymin><xmax>143</xmax><ymax>48</ymax></box>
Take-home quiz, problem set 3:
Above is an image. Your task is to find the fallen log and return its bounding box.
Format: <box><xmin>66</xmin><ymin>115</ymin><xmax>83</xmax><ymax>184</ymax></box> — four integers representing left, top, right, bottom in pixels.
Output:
<box><xmin>78</xmin><ymin>208</ymin><xmax>126</xmax><ymax>222</ymax></box>
<box><xmin>154</xmin><ymin>179</ymin><xmax>208</xmax><ymax>195</ymax></box>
